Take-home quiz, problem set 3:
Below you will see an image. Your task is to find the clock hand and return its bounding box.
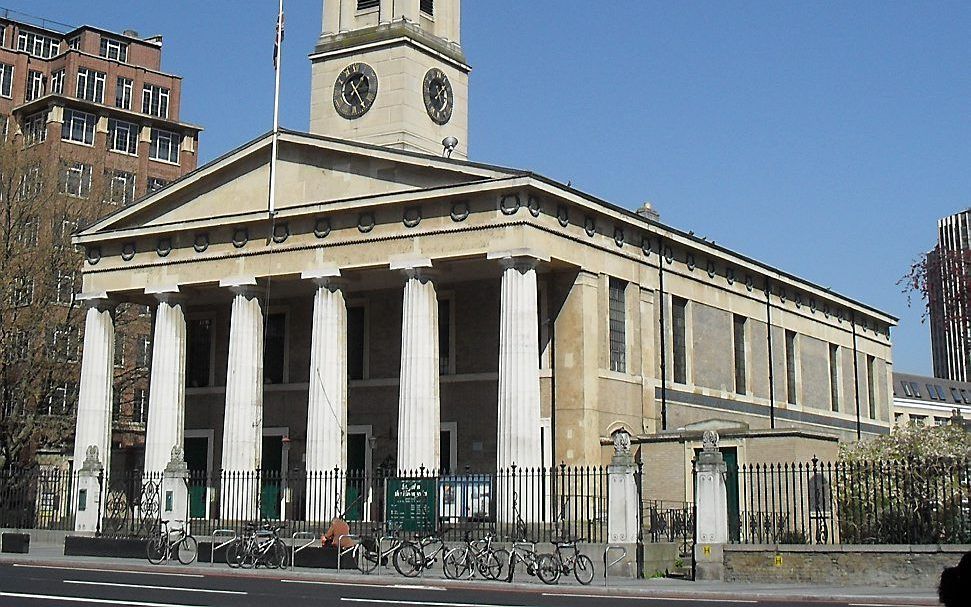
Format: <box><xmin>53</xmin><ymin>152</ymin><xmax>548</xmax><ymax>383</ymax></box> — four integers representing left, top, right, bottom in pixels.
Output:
<box><xmin>349</xmin><ymin>79</ymin><xmax>365</xmax><ymax>105</ymax></box>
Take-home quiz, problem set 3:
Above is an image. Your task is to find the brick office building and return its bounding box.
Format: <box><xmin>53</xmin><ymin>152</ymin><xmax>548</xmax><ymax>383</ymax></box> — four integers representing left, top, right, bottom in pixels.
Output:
<box><xmin>0</xmin><ymin>12</ymin><xmax>201</xmax><ymax>473</ymax></box>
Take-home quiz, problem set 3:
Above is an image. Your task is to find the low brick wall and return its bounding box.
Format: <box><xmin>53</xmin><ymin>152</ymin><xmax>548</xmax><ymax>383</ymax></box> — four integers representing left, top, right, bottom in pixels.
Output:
<box><xmin>725</xmin><ymin>544</ymin><xmax>971</xmax><ymax>588</ymax></box>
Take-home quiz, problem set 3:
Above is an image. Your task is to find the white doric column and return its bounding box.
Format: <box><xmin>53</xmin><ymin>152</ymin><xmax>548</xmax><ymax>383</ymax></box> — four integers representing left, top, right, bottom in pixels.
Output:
<box><xmin>489</xmin><ymin>250</ymin><xmax>547</xmax><ymax>471</ymax></box>
<box><xmin>73</xmin><ymin>295</ymin><xmax>116</xmax><ymax>480</ymax></box>
<box><xmin>219</xmin><ymin>278</ymin><xmax>264</xmax><ymax>520</ymax></box>
<box><xmin>302</xmin><ymin>267</ymin><xmax>347</xmax><ymax>522</ymax></box>
<box><xmin>391</xmin><ymin>255</ymin><xmax>440</xmax><ymax>473</ymax></box>
<box><xmin>143</xmin><ymin>288</ymin><xmax>187</xmax><ymax>476</ymax></box>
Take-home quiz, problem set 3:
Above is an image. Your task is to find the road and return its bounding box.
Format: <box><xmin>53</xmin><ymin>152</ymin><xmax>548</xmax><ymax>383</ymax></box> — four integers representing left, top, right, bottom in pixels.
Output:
<box><xmin>0</xmin><ymin>562</ymin><xmax>932</xmax><ymax>607</ymax></box>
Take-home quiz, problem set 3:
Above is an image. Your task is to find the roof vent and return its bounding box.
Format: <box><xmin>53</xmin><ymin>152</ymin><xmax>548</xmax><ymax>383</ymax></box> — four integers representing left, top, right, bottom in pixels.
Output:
<box><xmin>123</xmin><ymin>29</ymin><xmax>140</xmax><ymax>38</ymax></box>
<box><xmin>636</xmin><ymin>202</ymin><xmax>660</xmax><ymax>222</ymax></box>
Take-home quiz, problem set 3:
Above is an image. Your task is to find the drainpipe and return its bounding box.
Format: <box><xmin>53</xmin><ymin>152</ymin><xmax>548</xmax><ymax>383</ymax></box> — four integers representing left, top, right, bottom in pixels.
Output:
<box><xmin>765</xmin><ymin>278</ymin><xmax>776</xmax><ymax>429</ymax></box>
<box><xmin>657</xmin><ymin>237</ymin><xmax>668</xmax><ymax>431</ymax></box>
<box><xmin>852</xmin><ymin>312</ymin><xmax>862</xmax><ymax>440</ymax></box>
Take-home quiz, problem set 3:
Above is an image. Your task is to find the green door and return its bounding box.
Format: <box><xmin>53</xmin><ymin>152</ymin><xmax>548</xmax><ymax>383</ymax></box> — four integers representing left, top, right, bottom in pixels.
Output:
<box><xmin>723</xmin><ymin>448</ymin><xmax>740</xmax><ymax>542</ymax></box>
<box><xmin>345</xmin><ymin>434</ymin><xmax>367</xmax><ymax>521</ymax></box>
<box><xmin>261</xmin><ymin>436</ymin><xmax>283</xmax><ymax>520</ymax></box>
<box><xmin>184</xmin><ymin>437</ymin><xmax>208</xmax><ymax>519</ymax></box>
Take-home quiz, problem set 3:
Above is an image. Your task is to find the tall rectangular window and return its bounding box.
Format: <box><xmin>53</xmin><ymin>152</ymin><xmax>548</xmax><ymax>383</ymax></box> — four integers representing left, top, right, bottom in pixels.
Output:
<box><xmin>104</xmin><ymin>169</ymin><xmax>136</xmax><ymax>205</ymax></box>
<box><xmin>24</xmin><ymin>112</ymin><xmax>47</xmax><ymax>146</ymax></box>
<box><xmin>829</xmin><ymin>344</ymin><xmax>840</xmax><ymax>412</ymax></box>
<box><xmin>114</xmin><ymin>332</ymin><xmax>125</xmax><ymax>367</ymax></box>
<box><xmin>187</xmin><ymin>319</ymin><xmax>212</xmax><ymax>388</ymax></box>
<box><xmin>347</xmin><ymin>305</ymin><xmax>366</xmax><ymax>380</ymax></box>
<box><xmin>135</xmin><ymin>335</ymin><xmax>151</xmax><ymax>368</ymax></box>
<box><xmin>608</xmin><ymin>278</ymin><xmax>627</xmax><ymax>373</ymax></box>
<box><xmin>438</xmin><ymin>298</ymin><xmax>451</xmax><ymax>375</ymax></box>
<box><xmin>733</xmin><ymin>314</ymin><xmax>746</xmax><ymax>395</ymax></box>
<box><xmin>0</xmin><ymin>63</ymin><xmax>13</xmax><ymax>98</ymax></box>
<box><xmin>18</xmin><ymin>31</ymin><xmax>59</xmax><ymax>58</ymax></box>
<box><xmin>147</xmin><ymin>177</ymin><xmax>167</xmax><ymax>193</ymax></box>
<box><xmin>76</xmin><ymin>68</ymin><xmax>106</xmax><ymax>103</ymax></box>
<box><xmin>115</xmin><ymin>77</ymin><xmax>133</xmax><ymax>109</ymax></box>
<box><xmin>60</xmin><ymin>162</ymin><xmax>92</xmax><ymax>198</ymax></box>
<box><xmin>671</xmin><ymin>296</ymin><xmax>687</xmax><ymax>384</ymax></box>
<box><xmin>142</xmin><ymin>84</ymin><xmax>169</xmax><ymax>118</ymax></box>
<box><xmin>108</xmin><ymin>119</ymin><xmax>139</xmax><ymax>155</ymax></box>
<box><xmin>134</xmin><ymin>388</ymin><xmax>148</xmax><ymax>424</ymax></box>
<box><xmin>420</xmin><ymin>0</ymin><xmax>434</xmax><ymax>15</ymax></box>
<box><xmin>25</xmin><ymin>70</ymin><xmax>45</xmax><ymax>102</ymax></box>
<box><xmin>785</xmin><ymin>329</ymin><xmax>797</xmax><ymax>405</ymax></box>
<box><xmin>50</xmin><ymin>69</ymin><xmax>65</xmax><ymax>94</ymax></box>
<box><xmin>149</xmin><ymin>129</ymin><xmax>180</xmax><ymax>164</ymax></box>
<box><xmin>61</xmin><ymin>109</ymin><xmax>95</xmax><ymax>145</ymax></box>
<box><xmin>55</xmin><ymin>270</ymin><xmax>76</xmax><ymax>305</ymax></box>
<box><xmin>867</xmin><ymin>355</ymin><xmax>876</xmax><ymax>418</ymax></box>
<box><xmin>264</xmin><ymin>313</ymin><xmax>287</xmax><ymax>384</ymax></box>
<box><xmin>99</xmin><ymin>37</ymin><xmax>128</xmax><ymax>62</ymax></box>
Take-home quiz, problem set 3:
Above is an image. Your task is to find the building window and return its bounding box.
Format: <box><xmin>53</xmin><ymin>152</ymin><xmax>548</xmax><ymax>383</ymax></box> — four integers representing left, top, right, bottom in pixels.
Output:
<box><xmin>24</xmin><ymin>111</ymin><xmax>47</xmax><ymax>146</ymax></box>
<box><xmin>46</xmin><ymin>382</ymin><xmax>78</xmax><ymax>416</ymax></box>
<box><xmin>115</xmin><ymin>77</ymin><xmax>133</xmax><ymax>109</ymax></box>
<box><xmin>67</xmin><ymin>36</ymin><xmax>81</xmax><ymax>50</ymax></box>
<box><xmin>902</xmin><ymin>382</ymin><xmax>914</xmax><ymax>397</ymax></box>
<box><xmin>438</xmin><ymin>297</ymin><xmax>452</xmax><ymax>375</ymax></box>
<box><xmin>671</xmin><ymin>296</ymin><xmax>687</xmax><ymax>384</ymax></box>
<box><xmin>935</xmin><ymin>416</ymin><xmax>949</xmax><ymax>426</ymax></box>
<box><xmin>114</xmin><ymin>332</ymin><xmax>125</xmax><ymax>367</ymax></box>
<box><xmin>51</xmin><ymin>69</ymin><xmax>65</xmax><ymax>94</ymax></box>
<box><xmin>54</xmin><ymin>270</ymin><xmax>75</xmax><ymax>305</ymax></box>
<box><xmin>61</xmin><ymin>109</ymin><xmax>96</xmax><ymax>145</ymax></box>
<box><xmin>733</xmin><ymin>314</ymin><xmax>746</xmax><ymax>395</ymax></box>
<box><xmin>0</xmin><ymin>115</ymin><xmax>7</xmax><ymax>142</ymax></box>
<box><xmin>912</xmin><ymin>414</ymin><xmax>926</xmax><ymax>427</ymax></box>
<box><xmin>264</xmin><ymin>312</ymin><xmax>286</xmax><ymax>384</ymax></box>
<box><xmin>357</xmin><ymin>0</ymin><xmax>380</xmax><ymax>9</ymax></box>
<box><xmin>76</xmin><ymin>68</ymin><xmax>106</xmax><ymax>103</ymax></box>
<box><xmin>60</xmin><ymin>162</ymin><xmax>93</xmax><ymax>198</ymax></box>
<box><xmin>25</xmin><ymin>70</ymin><xmax>45</xmax><ymax>102</ymax></box>
<box><xmin>17</xmin><ymin>31</ymin><xmax>59</xmax><ymax>59</ymax></box>
<box><xmin>934</xmin><ymin>384</ymin><xmax>946</xmax><ymax>400</ymax></box>
<box><xmin>142</xmin><ymin>84</ymin><xmax>170</xmax><ymax>118</ymax></box>
<box><xmin>785</xmin><ymin>330</ymin><xmax>797</xmax><ymax>405</ymax></box>
<box><xmin>149</xmin><ymin>129</ymin><xmax>180</xmax><ymax>164</ymax></box>
<box><xmin>607</xmin><ymin>278</ymin><xmax>627</xmax><ymax>373</ymax></box>
<box><xmin>99</xmin><ymin>37</ymin><xmax>128</xmax><ymax>62</ymax></box>
<box><xmin>112</xmin><ymin>388</ymin><xmax>122</xmax><ymax>421</ymax></box>
<box><xmin>18</xmin><ymin>165</ymin><xmax>42</xmax><ymax>200</ymax></box>
<box><xmin>133</xmin><ymin>388</ymin><xmax>149</xmax><ymax>424</ymax></box>
<box><xmin>866</xmin><ymin>355</ymin><xmax>876</xmax><ymax>418</ymax></box>
<box><xmin>135</xmin><ymin>335</ymin><xmax>151</xmax><ymax>368</ymax></box>
<box><xmin>420</xmin><ymin>0</ymin><xmax>434</xmax><ymax>15</ymax></box>
<box><xmin>347</xmin><ymin>305</ymin><xmax>366</xmax><ymax>380</ymax></box>
<box><xmin>51</xmin><ymin>326</ymin><xmax>80</xmax><ymax>362</ymax></box>
<box><xmin>187</xmin><ymin>318</ymin><xmax>212</xmax><ymax>388</ymax></box>
<box><xmin>105</xmin><ymin>169</ymin><xmax>136</xmax><ymax>205</ymax></box>
<box><xmin>829</xmin><ymin>344</ymin><xmax>840</xmax><ymax>412</ymax></box>
<box><xmin>11</xmin><ymin>277</ymin><xmax>33</xmax><ymax>307</ymax></box>
<box><xmin>147</xmin><ymin>177</ymin><xmax>167</xmax><ymax>193</ymax></box>
<box><xmin>7</xmin><ymin>331</ymin><xmax>29</xmax><ymax>362</ymax></box>
<box><xmin>108</xmin><ymin>119</ymin><xmax>139</xmax><ymax>155</ymax></box>
<box><xmin>16</xmin><ymin>216</ymin><xmax>38</xmax><ymax>248</ymax></box>
<box><xmin>0</xmin><ymin>63</ymin><xmax>11</xmax><ymax>98</ymax></box>
<box><xmin>59</xmin><ymin>219</ymin><xmax>79</xmax><ymax>245</ymax></box>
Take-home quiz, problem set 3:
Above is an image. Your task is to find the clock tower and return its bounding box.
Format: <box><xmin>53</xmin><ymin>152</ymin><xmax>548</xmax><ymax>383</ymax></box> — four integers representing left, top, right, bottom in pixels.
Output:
<box><xmin>309</xmin><ymin>0</ymin><xmax>469</xmax><ymax>159</ymax></box>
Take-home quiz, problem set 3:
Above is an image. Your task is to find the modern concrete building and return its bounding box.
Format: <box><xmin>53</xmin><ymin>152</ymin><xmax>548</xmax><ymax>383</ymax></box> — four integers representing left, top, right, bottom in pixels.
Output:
<box><xmin>929</xmin><ymin>209</ymin><xmax>971</xmax><ymax>382</ymax></box>
<box><xmin>892</xmin><ymin>371</ymin><xmax>971</xmax><ymax>428</ymax></box>
<box><xmin>0</xmin><ymin>10</ymin><xmax>201</xmax><ymax>469</ymax></box>
<box><xmin>69</xmin><ymin>0</ymin><xmax>895</xmax><ymax>517</ymax></box>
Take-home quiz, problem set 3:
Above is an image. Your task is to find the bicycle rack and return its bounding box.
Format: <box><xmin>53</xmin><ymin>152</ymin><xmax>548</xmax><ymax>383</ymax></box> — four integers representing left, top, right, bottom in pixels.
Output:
<box><xmin>375</xmin><ymin>535</ymin><xmax>399</xmax><ymax>573</ymax></box>
<box><xmin>603</xmin><ymin>545</ymin><xmax>628</xmax><ymax>587</ymax></box>
<box><xmin>336</xmin><ymin>534</ymin><xmax>361</xmax><ymax>573</ymax></box>
<box><xmin>209</xmin><ymin>529</ymin><xmax>237</xmax><ymax>567</ymax></box>
<box><xmin>290</xmin><ymin>532</ymin><xmax>317</xmax><ymax>570</ymax></box>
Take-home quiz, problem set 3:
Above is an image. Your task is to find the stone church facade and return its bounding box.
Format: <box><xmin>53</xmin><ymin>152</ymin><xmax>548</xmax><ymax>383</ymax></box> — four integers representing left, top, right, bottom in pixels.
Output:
<box><xmin>70</xmin><ymin>1</ymin><xmax>895</xmax><ymax>506</ymax></box>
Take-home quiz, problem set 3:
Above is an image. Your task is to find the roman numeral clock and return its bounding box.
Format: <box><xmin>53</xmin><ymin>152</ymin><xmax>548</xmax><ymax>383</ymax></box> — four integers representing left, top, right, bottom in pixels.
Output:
<box><xmin>333</xmin><ymin>62</ymin><xmax>378</xmax><ymax>119</ymax></box>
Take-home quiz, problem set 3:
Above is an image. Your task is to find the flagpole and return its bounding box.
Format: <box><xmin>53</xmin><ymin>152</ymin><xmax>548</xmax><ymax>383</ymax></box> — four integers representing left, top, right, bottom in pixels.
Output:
<box><xmin>269</xmin><ymin>0</ymin><xmax>284</xmax><ymax>217</ymax></box>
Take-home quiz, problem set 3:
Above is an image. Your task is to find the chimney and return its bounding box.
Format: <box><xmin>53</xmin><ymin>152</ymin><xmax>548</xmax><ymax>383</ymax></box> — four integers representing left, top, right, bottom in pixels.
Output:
<box><xmin>636</xmin><ymin>202</ymin><xmax>660</xmax><ymax>222</ymax></box>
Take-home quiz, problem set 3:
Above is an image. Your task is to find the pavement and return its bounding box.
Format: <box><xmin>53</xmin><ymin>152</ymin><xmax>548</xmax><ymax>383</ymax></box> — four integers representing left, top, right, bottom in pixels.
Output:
<box><xmin>0</xmin><ymin>543</ymin><xmax>941</xmax><ymax>606</ymax></box>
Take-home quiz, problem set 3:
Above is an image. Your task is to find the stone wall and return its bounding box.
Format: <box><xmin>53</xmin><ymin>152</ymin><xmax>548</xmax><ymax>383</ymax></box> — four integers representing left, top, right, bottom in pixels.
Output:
<box><xmin>724</xmin><ymin>544</ymin><xmax>970</xmax><ymax>588</ymax></box>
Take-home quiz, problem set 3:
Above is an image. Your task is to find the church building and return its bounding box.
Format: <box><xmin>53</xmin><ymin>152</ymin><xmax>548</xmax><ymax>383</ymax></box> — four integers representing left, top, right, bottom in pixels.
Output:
<box><xmin>71</xmin><ymin>0</ymin><xmax>895</xmax><ymax>512</ymax></box>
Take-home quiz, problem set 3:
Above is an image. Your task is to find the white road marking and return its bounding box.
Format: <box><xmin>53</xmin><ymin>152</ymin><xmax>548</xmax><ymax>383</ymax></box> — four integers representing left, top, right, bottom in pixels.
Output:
<box><xmin>341</xmin><ymin>599</ymin><xmax>537</xmax><ymax>607</ymax></box>
<box><xmin>0</xmin><ymin>591</ymin><xmax>201</xmax><ymax>607</ymax></box>
<box><xmin>848</xmin><ymin>604</ymin><xmax>928</xmax><ymax>607</ymax></box>
<box><xmin>543</xmin><ymin>594</ymin><xmax>758</xmax><ymax>603</ymax></box>
<box><xmin>281</xmin><ymin>579</ymin><xmax>445</xmax><ymax>591</ymax></box>
<box><xmin>13</xmin><ymin>563</ymin><xmax>205</xmax><ymax>578</ymax></box>
<box><xmin>392</xmin><ymin>585</ymin><xmax>446</xmax><ymax>591</ymax></box>
<box><xmin>66</xmin><ymin>580</ymin><xmax>246</xmax><ymax>595</ymax></box>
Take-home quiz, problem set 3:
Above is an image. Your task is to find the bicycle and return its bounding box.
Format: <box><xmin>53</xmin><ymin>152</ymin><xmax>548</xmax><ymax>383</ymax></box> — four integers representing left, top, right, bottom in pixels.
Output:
<box><xmin>498</xmin><ymin>494</ymin><xmax>557</xmax><ymax>583</ymax></box>
<box><xmin>392</xmin><ymin>526</ymin><xmax>451</xmax><ymax>577</ymax></box>
<box><xmin>356</xmin><ymin>523</ymin><xmax>403</xmax><ymax>574</ymax></box>
<box><xmin>442</xmin><ymin>529</ymin><xmax>504</xmax><ymax>580</ymax></box>
<box><xmin>227</xmin><ymin>521</ymin><xmax>289</xmax><ymax>569</ymax></box>
<box><xmin>146</xmin><ymin>519</ymin><xmax>198</xmax><ymax>565</ymax></box>
<box><xmin>536</xmin><ymin>536</ymin><xmax>595</xmax><ymax>585</ymax></box>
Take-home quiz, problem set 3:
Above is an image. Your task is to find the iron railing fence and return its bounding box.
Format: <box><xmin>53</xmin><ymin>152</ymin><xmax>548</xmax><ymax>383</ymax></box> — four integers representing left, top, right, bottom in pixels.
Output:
<box><xmin>643</xmin><ymin>500</ymin><xmax>695</xmax><ymax>549</ymax></box>
<box><xmin>734</xmin><ymin>457</ymin><xmax>971</xmax><ymax>545</ymax></box>
<box><xmin>0</xmin><ymin>467</ymin><xmax>77</xmax><ymax>531</ymax></box>
<box><xmin>100</xmin><ymin>465</ymin><xmax>610</xmax><ymax>542</ymax></box>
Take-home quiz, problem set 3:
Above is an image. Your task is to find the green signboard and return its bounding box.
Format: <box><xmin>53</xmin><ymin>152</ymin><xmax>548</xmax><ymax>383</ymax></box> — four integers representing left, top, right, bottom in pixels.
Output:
<box><xmin>386</xmin><ymin>477</ymin><xmax>437</xmax><ymax>532</ymax></box>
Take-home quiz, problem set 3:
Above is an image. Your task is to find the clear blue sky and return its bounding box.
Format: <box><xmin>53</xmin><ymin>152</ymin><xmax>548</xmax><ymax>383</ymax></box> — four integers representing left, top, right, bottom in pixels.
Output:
<box><xmin>11</xmin><ymin>1</ymin><xmax>971</xmax><ymax>375</ymax></box>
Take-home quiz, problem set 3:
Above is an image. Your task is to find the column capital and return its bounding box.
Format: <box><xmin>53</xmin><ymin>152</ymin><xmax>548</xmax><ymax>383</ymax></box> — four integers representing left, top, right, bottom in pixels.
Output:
<box><xmin>390</xmin><ymin>255</ymin><xmax>436</xmax><ymax>281</ymax></box>
<box><xmin>76</xmin><ymin>292</ymin><xmax>117</xmax><ymax>312</ymax></box>
<box><xmin>301</xmin><ymin>266</ymin><xmax>343</xmax><ymax>288</ymax></box>
<box><xmin>145</xmin><ymin>285</ymin><xmax>187</xmax><ymax>304</ymax></box>
<box><xmin>487</xmin><ymin>248</ymin><xmax>550</xmax><ymax>271</ymax></box>
<box><xmin>219</xmin><ymin>277</ymin><xmax>262</xmax><ymax>298</ymax></box>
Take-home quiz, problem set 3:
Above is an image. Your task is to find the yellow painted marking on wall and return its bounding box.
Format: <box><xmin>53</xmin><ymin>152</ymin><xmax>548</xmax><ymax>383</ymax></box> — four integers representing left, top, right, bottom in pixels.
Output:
<box><xmin>703</xmin><ymin>545</ymin><xmax>711</xmax><ymax>557</ymax></box>
<box><xmin>774</xmin><ymin>554</ymin><xmax>783</xmax><ymax>567</ymax></box>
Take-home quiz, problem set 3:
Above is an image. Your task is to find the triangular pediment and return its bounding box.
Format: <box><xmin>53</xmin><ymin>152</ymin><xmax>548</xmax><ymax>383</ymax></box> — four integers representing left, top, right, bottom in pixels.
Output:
<box><xmin>81</xmin><ymin>130</ymin><xmax>521</xmax><ymax>235</ymax></box>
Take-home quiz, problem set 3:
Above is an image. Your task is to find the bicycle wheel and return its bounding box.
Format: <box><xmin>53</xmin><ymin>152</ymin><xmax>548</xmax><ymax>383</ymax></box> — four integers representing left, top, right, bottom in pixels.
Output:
<box><xmin>536</xmin><ymin>553</ymin><xmax>561</xmax><ymax>585</ymax></box>
<box><xmin>177</xmin><ymin>535</ymin><xmax>198</xmax><ymax>565</ymax></box>
<box><xmin>146</xmin><ymin>535</ymin><xmax>167</xmax><ymax>565</ymax></box>
<box><xmin>491</xmin><ymin>548</ymin><xmax>510</xmax><ymax>581</ymax></box>
<box><xmin>573</xmin><ymin>554</ymin><xmax>595</xmax><ymax>585</ymax></box>
<box><xmin>270</xmin><ymin>539</ymin><xmax>288</xmax><ymax>570</ymax></box>
<box><xmin>238</xmin><ymin>542</ymin><xmax>257</xmax><ymax>569</ymax></box>
<box><xmin>226</xmin><ymin>540</ymin><xmax>243</xmax><ymax>568</ymax></box>
<box><xmin>442</xmin><ymin>547</ymin><xmax>471</xmax><ymax>580</ymax></box>
<box><xmin>392</xmin><ymin>543</ymin><xmax>423</xmax><ymax>577</ymax></box>
<box><xmin>357</xmin><ymin>545</ymin><xmax>379</xmax><ymax>574</ymax></box>
<box><xmin>479</xmin><ymin>550</ymin><xmax>503</xmax><ymax>581</ymax></box>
